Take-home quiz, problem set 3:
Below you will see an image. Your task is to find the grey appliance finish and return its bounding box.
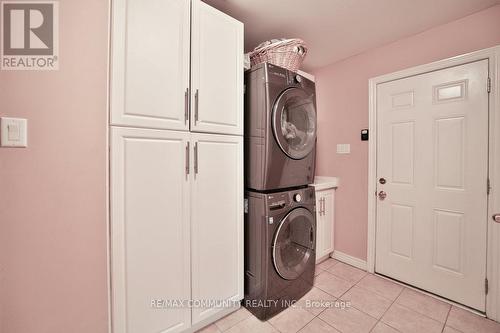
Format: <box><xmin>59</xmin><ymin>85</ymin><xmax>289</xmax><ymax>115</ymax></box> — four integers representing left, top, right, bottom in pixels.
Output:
<box><xmin>245</xmin><ymin>63</ymin><xmax>317</xmax><ymax>191</ymax></box>
<box><xmin>244</xmin><ymin>186</ymin><xmax>316</xmax><ymax>320</ymax></box>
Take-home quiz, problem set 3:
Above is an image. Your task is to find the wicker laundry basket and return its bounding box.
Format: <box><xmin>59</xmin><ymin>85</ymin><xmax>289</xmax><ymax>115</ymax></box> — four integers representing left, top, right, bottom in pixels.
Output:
<box><xmin>249</xmin><ymin>38</ymin><xmax>307</xmax><ymax>72</ymax></box>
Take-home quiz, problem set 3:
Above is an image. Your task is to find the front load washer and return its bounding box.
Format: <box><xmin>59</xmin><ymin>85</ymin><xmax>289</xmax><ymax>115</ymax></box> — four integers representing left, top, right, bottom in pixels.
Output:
<box><xmin>244</xmin><ymin>186</ymin><xmax>316</xmax><ymax>320</ymax></box>
<box><xmin>245</xmin><ymin>63</ymin><xmax>317</xmax><ymax>191</ymax></box>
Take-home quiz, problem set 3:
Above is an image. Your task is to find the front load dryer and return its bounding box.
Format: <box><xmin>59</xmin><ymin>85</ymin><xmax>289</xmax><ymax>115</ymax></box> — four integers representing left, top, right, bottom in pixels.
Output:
<box><xmin>244</xmin><ymin>186</ymin><xmax>316</xmax><ymax>320</ymax></box>
<box><xmin>245</xmin><ymin>63</ymin><xmax>317</xmax><ymax>191</ymax></box>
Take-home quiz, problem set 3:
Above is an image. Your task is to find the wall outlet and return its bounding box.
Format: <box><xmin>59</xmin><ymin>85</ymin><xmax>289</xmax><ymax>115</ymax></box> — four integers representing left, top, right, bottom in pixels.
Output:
<box><xmin>336</xmin><ymin>143</ymin><xmax>350</xmax><ymax>154</ymax></box>
<box><xmin>1</xmin><ymin>117</ymin><xmax>28</xmax><ymax>147</ymax></box>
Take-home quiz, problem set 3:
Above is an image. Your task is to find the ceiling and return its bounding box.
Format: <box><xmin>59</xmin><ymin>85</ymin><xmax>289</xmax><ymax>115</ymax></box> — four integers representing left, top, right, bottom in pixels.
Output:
<box><xmin>203</xmin><ymin>0</ymin><xmax>500</xmax><ymax>71</ymax></box>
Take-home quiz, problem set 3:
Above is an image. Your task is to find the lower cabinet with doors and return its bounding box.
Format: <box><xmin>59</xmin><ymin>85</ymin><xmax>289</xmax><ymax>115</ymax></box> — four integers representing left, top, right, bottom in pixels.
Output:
<box><xmin>110</xmin><ymin>127</ymin><xmax>243</xmax><ymax>333</ymax></box>
<box><xmin>311</xmin><ymin>177</ymin><xmax>339</xmax><ymax>263</ymax></box>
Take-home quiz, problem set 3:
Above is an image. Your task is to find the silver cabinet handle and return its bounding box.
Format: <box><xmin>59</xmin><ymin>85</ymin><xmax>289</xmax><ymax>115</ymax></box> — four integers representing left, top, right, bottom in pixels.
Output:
<box><xmin>185</xmin><ymin>142</ymin><xmax>190</xmax><ymax>177</ymax></box>
<box><xmin>194</xmin><ymin>142</ymin><xmax>198</xmax><ymax>175</ymax></box>
<box><xmin>184</xmin><ymin>87</ymin><xmax>189</xmax><ymax>124</ymax></box>
<box><xmin>493</xmin><ymin>214</ymin><xmax>500</xmax><ymax>223</ymax></box>
<box><xmin>194</xmin><ymin>89</ymin><xmax>199</xmax><ymax>123</ymax></box>
<box><xmin>322</xmin><ymin>197</ymin><xmax>326</xmax><ymax>215</ymax></box>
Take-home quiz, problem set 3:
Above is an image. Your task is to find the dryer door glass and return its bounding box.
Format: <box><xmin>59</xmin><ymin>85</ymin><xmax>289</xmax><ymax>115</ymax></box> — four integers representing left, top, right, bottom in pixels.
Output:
<box><xmin>273</xmin><ymin>87</ymin><xmax>317</xmax><ymax>160</ymax></box>
<box><xmin>273</xmin><ymin>207</ymin><xmax>315</xmax><ymax>280</ymax></box>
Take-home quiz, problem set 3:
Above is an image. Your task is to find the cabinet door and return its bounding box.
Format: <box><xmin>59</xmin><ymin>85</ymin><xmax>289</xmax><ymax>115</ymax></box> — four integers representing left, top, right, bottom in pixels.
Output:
<box><xmin>111</xmin><ymin>0</ymin><xmax>190</xmax><ymax>130</ymax></box>
<box><xmin>111</xmin><ymin>127</ymin><xmax>191</xmax><ymax>333</ymax></box>
<box><xmin>322</xmin><ymin>190</ymin><xmax>335</xmax><ymax>255</ymax></box>
<box><xmin>315</xmin><ymin>193</ymin><xmax>324</xmax><ymax>263</ymax></box>
<box><xmin>191</xmin><ymin>0</ymin><xmax>244</xmax><ymax>135</ymax></box>
<box><xmin>190</xmin><ymin>133</ymin><xmax>243</xmax><ymax>324</ymax></box>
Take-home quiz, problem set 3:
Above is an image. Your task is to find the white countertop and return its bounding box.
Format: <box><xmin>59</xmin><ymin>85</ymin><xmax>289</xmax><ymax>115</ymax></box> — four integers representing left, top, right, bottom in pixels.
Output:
<box><xmin>310</xmin><ymin>176</ymin><xmax>340</xmax><ymax>191</ymax></box>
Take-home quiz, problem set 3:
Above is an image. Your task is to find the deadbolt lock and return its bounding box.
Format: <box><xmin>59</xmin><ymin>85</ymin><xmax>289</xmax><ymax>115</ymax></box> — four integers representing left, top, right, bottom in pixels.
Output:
<box><xmin>379</xmin><ymin>178</ymin><xmax>386</xmax><ymax>184</ymax></box>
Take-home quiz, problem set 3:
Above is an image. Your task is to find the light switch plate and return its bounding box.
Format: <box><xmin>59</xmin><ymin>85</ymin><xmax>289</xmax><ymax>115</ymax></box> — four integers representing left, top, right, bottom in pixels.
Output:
<box><xmin>336</xmin><ymin>143</ymin><xmax>350</xmax><ymax>154</ymax></box>
<box><xmin>1</xmin><ymin>117</ymin><xmax>27</xmax><ymax>147</ymax></box>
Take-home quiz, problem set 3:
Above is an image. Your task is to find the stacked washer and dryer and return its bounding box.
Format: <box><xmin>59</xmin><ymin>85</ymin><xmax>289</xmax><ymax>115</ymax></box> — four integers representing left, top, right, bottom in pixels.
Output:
<box><xmin>244</xmin><ymin>63</ymin><xmax>318</xmax><ymax>320</ymax></box>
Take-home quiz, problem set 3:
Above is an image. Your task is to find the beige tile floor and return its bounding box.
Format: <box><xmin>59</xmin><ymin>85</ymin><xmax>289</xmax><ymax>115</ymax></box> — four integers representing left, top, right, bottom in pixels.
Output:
<box><xmin>197</xmin><ymin>259</ymin><xmax>500</xmax><ymax>333</ymax></box>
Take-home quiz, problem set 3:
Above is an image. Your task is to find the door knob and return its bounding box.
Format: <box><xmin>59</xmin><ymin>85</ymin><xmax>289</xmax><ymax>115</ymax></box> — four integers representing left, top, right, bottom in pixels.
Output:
<box><xmin>378</xmin><ymin>191</ymin><xmax>387</xmax><ymax>200</ymax></box>
<box><xmin>493</xmin><ymin>214</ymin><xmax>500</xmax><ymax>223</ymax></box>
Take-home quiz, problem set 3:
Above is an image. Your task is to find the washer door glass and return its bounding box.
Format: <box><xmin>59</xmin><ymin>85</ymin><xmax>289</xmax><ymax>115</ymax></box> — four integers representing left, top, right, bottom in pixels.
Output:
<box><xmin>273</xmin><ymin>88</ymin><xmax>317</xmax><ymax>160</ymax></box>
<box><xmin>273</xmin><ymin>207</ymin><xmax>315</xmax><ymax>280</ymax></box>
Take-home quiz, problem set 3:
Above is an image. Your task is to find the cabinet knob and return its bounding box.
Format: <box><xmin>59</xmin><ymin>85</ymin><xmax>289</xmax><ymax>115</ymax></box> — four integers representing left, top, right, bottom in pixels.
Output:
<box><xmin>493</xmin><ymin>214</ymin><xmax>500</xmax><ymax>223</ymax></box>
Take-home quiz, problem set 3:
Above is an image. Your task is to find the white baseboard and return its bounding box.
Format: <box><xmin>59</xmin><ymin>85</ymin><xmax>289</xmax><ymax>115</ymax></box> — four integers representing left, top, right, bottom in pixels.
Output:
<box><xmin>331</xmin><ymin>250</ymin><xmax>368</xmax><ymax>271</ymax></box>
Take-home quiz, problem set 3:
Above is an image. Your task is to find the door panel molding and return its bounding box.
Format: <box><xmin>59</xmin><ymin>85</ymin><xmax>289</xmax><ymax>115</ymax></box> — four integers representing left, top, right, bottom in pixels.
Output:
<box><xmin>368</xmin><ymin>45</ymin><xmax>500</xmax><ymax>321</ymax></box>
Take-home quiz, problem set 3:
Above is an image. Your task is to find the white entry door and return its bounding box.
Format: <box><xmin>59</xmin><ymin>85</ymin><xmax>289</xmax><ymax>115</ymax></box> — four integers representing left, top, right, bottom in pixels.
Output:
<box><xmin>375</xmin><ymin>60</ymin><xmax>489</xmax><ymax>311</ymax></box>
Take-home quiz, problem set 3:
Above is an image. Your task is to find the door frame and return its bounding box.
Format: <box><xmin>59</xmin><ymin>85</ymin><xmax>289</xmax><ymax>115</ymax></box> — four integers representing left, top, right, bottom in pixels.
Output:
<box><xmin>367</xmin><ymin>45</ymin><xmax>500</xmax><ymax>320</ymax></box>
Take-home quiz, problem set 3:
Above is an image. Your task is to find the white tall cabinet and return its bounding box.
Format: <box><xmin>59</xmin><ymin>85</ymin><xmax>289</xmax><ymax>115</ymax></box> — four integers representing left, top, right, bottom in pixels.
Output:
<box><xmin>110</xmin><ymin>1</ymin><xmax>244</xmax><ymax>332</ymax></box>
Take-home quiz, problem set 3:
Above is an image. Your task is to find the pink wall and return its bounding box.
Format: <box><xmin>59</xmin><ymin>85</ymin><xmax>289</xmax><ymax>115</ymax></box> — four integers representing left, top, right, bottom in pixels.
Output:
<box><xmin>314</xmin><ymin>5</ymin><xmax>500</xmax><ymax>261</ymax></box>
<box><xmin>0</xmin><ymin>1</ymin><xmax>109</xmax><ymax>332</ymax></box>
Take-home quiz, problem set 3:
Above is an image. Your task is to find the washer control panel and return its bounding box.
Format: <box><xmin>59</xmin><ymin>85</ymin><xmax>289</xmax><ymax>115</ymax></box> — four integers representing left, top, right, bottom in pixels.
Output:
<box><xmin>266</xmin><ymin>187</ymin><xmax>315</xmax><ymax>213</ymax></box>
<box><xmin>267</xmin><ymin>193</ymin><xmax>289</xmax><ymax>211</ymax></box>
